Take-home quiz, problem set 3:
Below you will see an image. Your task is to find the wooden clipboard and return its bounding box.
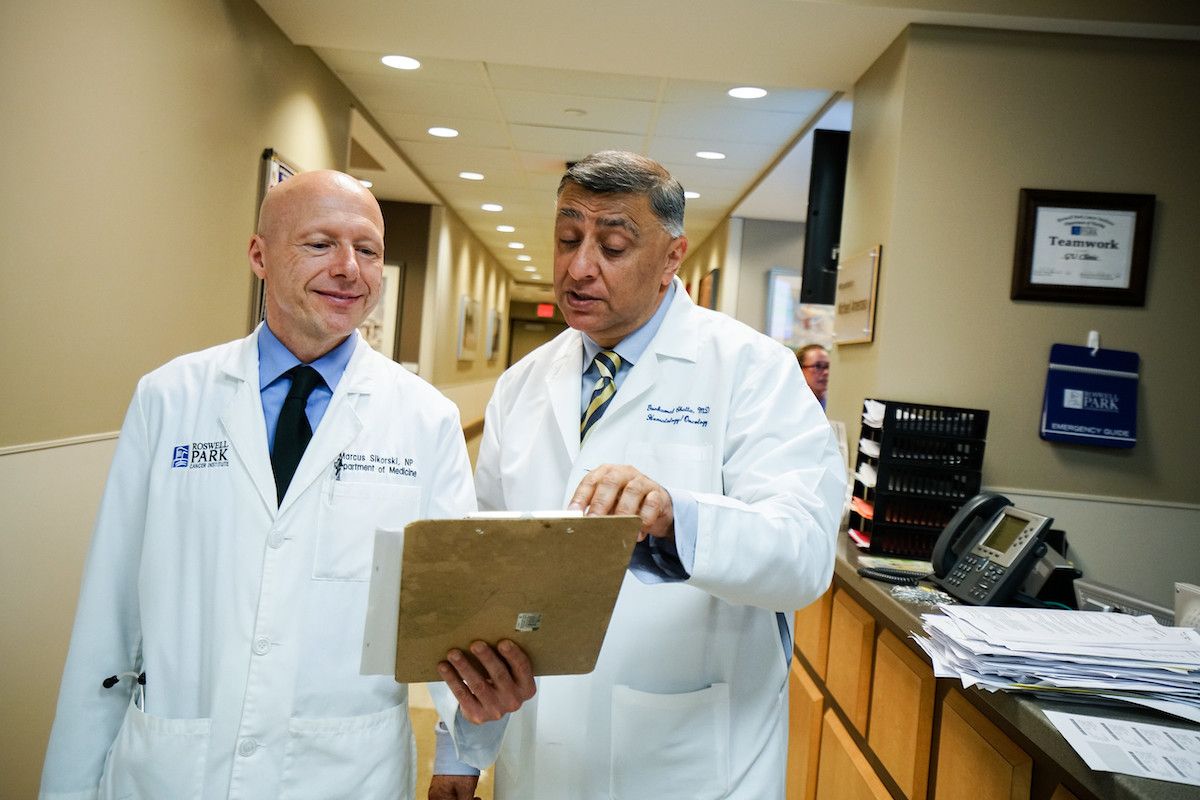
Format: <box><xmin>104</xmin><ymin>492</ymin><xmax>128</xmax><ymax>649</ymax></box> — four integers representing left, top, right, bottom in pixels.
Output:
<box><xmin>361</xmin><ymin>515</ymin><xmax>641</xmax><ymax>683</ymax></box>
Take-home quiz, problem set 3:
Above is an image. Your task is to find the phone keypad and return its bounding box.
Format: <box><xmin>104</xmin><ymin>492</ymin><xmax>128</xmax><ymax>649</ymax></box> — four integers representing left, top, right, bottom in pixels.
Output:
<box><xmin>945</xmin><ymin>554</ymin><xmax>1008</xmax><ymax>601</ymax></box>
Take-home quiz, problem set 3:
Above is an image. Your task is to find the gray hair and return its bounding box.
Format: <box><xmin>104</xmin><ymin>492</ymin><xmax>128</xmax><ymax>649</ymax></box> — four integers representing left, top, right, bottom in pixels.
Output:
<box><xmin>558</xmin><ymin>151</ymin><xmax>686</xmax><ymax>238</ymax></box>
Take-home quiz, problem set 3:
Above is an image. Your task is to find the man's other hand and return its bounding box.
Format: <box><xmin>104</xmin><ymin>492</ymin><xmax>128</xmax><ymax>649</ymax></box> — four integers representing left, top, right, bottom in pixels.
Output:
<box><xmin>428</xmin><ymin>774</ymin><xmax>480</xmax><ymax>800</ymax></box>
<box><xmin>569</xmin><ymin>463</ymin><xmax>674</xmax><ymax>541</ymax></box>
<box><xmin>437</xmin><ymin>639</ymin><xmax>536</xmax><ymax>724</ymax></box>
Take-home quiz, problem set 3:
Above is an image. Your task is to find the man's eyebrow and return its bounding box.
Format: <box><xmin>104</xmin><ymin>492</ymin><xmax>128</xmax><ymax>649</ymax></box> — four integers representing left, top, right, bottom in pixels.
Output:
<box><xmin>598</xmin><ymin>216</ymin><xmax>640</xmax><ymax>238</ymax></box>
<box><xmin>555</xmin><ymin>206</ymin><xmax>640</xmax><ymax>238</ymax></box>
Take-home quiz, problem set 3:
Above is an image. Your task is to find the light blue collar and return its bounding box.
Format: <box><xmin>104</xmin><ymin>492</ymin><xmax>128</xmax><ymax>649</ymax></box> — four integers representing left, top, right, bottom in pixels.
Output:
<box><xmin>257</xmin><ymin>324</ymin><xmax>356</xmax><ymax>393</ymax></box>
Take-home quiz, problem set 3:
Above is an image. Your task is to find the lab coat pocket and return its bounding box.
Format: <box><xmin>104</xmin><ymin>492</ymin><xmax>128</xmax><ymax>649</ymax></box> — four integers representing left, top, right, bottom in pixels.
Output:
<box><xmin>610</xmin><ymin>682</ymin><xmax>730</xmax><ymax>800</ymax></box>
<box><xmin>315</xmin><ymin>483</ymin><xmax>423</xmax><ymax>581</ymax></box>
<box><xmin>100</xmin><ymin>703</ymin><xmax>211</xmax><ymax>800</ymax></box>
<box><xmin>279</xmin><ymin>703</ymin><xmax>414</xmax><ymax>800</ymax></box>
<box><xmin>625</xmin><ymin>442</ymin><xmax>714</xmax><ymax>494</ymax></box>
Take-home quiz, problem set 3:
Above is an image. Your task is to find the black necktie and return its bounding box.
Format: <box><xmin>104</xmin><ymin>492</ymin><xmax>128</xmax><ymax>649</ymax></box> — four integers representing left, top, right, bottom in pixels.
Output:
<box><xmin>271</xmin><ymin>365</ymin><xmax>324</xmax><ymax>504</ymax></box>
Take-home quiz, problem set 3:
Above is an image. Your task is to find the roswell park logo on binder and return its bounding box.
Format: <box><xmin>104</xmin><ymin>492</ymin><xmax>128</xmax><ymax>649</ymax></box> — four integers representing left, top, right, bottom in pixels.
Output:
<box><xmin>171</xmin><ymin>441</ymin><xmax>230</xmax><ymax>469</ymax></box>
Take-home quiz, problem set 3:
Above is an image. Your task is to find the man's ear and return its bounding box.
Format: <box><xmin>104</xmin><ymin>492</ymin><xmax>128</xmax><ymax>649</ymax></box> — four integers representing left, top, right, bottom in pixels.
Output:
<box><xmin>661</xmin><ymin>235</ymin><xmax>688</xmax><ymax>286</ymax></box>
<box><xmin>248</xmin><ymin>235</ymin><xmax>268</xmax><ymax>280</ymax></box>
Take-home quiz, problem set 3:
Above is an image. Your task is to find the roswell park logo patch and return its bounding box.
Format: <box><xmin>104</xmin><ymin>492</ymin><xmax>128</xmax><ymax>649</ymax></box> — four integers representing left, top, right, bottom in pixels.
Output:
<box><xmin>171</xmin><ymin>440</ymin><xmax>230</xmax><ymax>470</ymax></box>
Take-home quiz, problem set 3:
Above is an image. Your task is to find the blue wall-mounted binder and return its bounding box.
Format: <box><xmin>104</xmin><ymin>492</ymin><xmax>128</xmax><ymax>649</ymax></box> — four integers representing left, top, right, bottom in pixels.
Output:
<box><xmin>1040</xmin><ymin>344</ymin><xmax>1139</xmax><ymax>448</ymax></box>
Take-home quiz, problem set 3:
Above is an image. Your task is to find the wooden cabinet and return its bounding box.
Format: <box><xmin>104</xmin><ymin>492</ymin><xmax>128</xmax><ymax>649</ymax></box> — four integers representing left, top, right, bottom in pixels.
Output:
<box><xmin>795</xmin><ymin>587</ymin><xmax>833</xmax><ymax>678</ymax></box>
<box><xmin>826</xmin><ymin>588</ymin><xmax>876</xmax><ymax>734</ymax></box>
<box><xmin>933</xmin><ymin>690</ymin><xmax>1031</xmax><ymax>800</ymax></box>
<box><xmin>787</xmin><ymin>658</ymin><xmax>826</xmax><ymax>800</ymax></box>
<box><xmin>868</xmin><ymin>629</ymin><xmax>935</xmax><ymax>800</ymax></box>
<box><xmin>815</xmin><ymin>709</ymin><xmax>892</xmax><ymax>800</ymax></box>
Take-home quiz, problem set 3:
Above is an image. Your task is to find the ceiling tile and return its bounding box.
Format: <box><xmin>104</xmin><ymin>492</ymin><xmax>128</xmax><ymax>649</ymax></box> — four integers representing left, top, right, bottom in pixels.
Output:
<box><xmin>341</xmin><ymin>74</ymin><xmax>500</xmax><ymax>118</ymax></box>
<box><xmin>486</xmin><ymin>63</ymin><xmax>662</xmax><ymax>101</ymax></box>
<box><xmin>510</xmin><ymin>126</ymin><xmax>645</xmax><ymax>158</ymax></box>
<box><xmin>316</xmin><ymin>48</ymin><xmax>489</xmax><ymax>85</ymax></box>
<box><xmin>378</xmin><ymin>113</ymin><xmax>510</xmax><ymax>148</ymax></box>
<box><xmin>654</xmin><ymin>106</ymin><xmax>811</xmax><ymax>146</ymax></box>
<box><xmin>397</xmin><ymin>141</ymin><xmax>522</xmax><ymax>170</ymax></box>
<box><xmin>662</xmin><ymin>81</ymin><xmax>832</xmax><ymax>116</ymax></box>
<box><xmin>649</xmin><ymin>137</ymin><xmax>779</xmax><ymax>170</ymax></box>
<box><xmin>496</xmin><ymin>90</ymin><xmax>655</xmax><ymax>134</ymax></box>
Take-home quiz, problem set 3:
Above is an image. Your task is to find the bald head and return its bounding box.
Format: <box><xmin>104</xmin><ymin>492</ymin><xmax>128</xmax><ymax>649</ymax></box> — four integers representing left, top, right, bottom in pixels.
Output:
<box><xmin>257</xmin><ymin>170</ymin><xmax>383</xmax><ymax>241</ymax></box>
<box><xmin>249</xmin><ymin>169</ymin><xmax>386</xmax><ymax>362</ymax></box>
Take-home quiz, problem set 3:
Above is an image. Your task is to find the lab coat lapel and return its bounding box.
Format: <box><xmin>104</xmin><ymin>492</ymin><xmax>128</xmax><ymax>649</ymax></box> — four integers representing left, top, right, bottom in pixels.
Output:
<box><xmin>546</xmin><ymin>335</ymin><xmax>584</xmax><ymax>462</ymax></box>
<box><xmin>279</xmin><ymin>335</ymin><xmax>369</xmax><ymax>512</ymax></box>
<box><xmin>218</xmin><ymin>330</ymin><xmax>276</xmax><ymax>515</ymax></box>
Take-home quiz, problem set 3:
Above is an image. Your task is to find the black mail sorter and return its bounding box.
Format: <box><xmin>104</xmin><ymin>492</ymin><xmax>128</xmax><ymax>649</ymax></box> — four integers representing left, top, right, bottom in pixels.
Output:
<box><xmin>849</xmin><ymin>399</ymin><xmax>989</xmax><ymax>559</ymax></box>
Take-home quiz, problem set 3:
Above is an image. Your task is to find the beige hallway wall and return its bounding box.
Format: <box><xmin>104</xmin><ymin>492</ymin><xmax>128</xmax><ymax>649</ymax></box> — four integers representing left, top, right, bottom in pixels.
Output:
<box><xmin>1</xmin><ymin>0</ymin><xmax>358</xmax><ymax>449</ymax></box>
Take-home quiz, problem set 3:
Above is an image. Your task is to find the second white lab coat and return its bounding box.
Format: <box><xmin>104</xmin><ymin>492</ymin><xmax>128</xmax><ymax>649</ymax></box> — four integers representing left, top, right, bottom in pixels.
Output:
<box><xmin>475</xmin><ymin>282</ymin><xmax>846</xmax><ymax>799</ymax></box>
<box><xmin>40</xmin><ymin>331</ymin><xmax>488</xmax><ymax>800</ymax></box>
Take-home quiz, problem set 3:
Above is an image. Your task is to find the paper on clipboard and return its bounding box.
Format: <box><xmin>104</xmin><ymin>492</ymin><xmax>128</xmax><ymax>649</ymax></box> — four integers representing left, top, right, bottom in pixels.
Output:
<box><xmin>361</xmin><ymin>514</ymin><xmax>641</xmax><ymax>683</ymax></box>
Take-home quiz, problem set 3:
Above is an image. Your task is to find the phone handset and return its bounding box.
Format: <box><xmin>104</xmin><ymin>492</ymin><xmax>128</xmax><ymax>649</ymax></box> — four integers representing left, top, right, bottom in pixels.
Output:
<box><xmin>930</xmin><ymin>492</ymin><xmax>1013</xmax><ymax>578</ymax></box>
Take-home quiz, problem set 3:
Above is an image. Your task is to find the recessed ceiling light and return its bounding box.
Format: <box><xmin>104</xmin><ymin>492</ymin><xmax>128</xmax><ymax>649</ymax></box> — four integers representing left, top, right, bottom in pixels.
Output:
<box><xmin>696</xmin><ymin>151</ymin><xmax>726</xmax><ymax>160</ymax></box>
<box><xmin>381</xmin><ymin>55</ymin><xmax>421</xmax><ymax>70</ymax></box>
<box><xmin>358</xmin><ymin>179</ymin><xmax>374</xmax><ymax>188</ymax></box>
<box><xmin>523</xmin><ymin>266</ymin><xmax>537</xmax><ymax>272</ymax></box>
<box><xmin>516</xmin><ymin>254</ymin><xmax>532</xmax><ymax>262</ymax></box>
<box><xmin>428</xmin><ymin>126</ymin><xmax>459</xmax><ymax>138</ymax></box>
<box><xmin>684</xmin><ymin>191</ymin><xmax>700</xmax><ymax>199</ymax></box>
<box><xmin>507</xmin><ymin>242</ymin><xmax>525</xmax><ymax>250</ymax></box>
<box><xmin>497</xmin><ymin>225</ymin><xmax>515</xmax><ymax>233</ymax></box>
<box><xmin>728</xmin><ymin>86</ymin><xmax>767</xmax><ymax>99</ymax></box>
<box><xmin>458</xmin><ymin>171</ymin><xmax>484</xmax><ymax>181</ymax></box>
<box><xmin>481</xmin><ymin>203</ymin><xmax>503</xmax><ymax>212</ymax></box>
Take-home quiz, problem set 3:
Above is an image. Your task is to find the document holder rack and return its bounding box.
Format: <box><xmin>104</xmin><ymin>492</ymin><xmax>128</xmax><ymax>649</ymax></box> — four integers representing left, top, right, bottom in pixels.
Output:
<box><xmin>849</xmin><ymin>399</ymin><xmax>989</xmax><ymax>559</ymax></box>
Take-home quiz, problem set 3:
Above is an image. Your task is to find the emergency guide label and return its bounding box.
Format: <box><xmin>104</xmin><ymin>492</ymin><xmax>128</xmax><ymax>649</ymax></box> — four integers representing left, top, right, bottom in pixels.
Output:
<box><xmin>172</xmin><ymin>440</ymin><xmax>230</xmax><ymax>469</ymax></box>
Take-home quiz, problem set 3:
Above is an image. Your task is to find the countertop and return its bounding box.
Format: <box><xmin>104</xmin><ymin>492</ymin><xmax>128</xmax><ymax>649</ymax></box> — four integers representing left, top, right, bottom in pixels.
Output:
<box><xmin>832</xmin><ymin>535</ymin><xmax>1200</xmax><ymax>800</ymax></box>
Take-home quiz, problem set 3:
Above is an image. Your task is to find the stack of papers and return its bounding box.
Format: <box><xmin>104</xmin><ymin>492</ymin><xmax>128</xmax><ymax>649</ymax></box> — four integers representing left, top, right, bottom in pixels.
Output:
<box><xmin>862</xmin><ymin>399</ymin><xmax>886</xmax><ymax>429</ymax></box>
<box><xmin>914</xmin><ymin>605</ymin><xmax>1200</xmax><ymax>725</ymax></box>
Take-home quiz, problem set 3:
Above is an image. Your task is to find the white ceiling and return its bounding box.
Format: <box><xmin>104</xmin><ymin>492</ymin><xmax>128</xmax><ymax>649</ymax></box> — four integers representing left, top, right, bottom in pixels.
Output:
<box><xmin>254</xmin><ymin>0</ymin><xmax>1200</xmax><ymax>287</ymax></box>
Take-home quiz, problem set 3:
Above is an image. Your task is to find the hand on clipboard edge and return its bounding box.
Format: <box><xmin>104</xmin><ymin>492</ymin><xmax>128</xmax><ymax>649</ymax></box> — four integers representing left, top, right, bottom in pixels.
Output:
<box><xmin>436</xmin><ymin>638</ymin><xmax>536</xmax><ymax>724</ymax></box>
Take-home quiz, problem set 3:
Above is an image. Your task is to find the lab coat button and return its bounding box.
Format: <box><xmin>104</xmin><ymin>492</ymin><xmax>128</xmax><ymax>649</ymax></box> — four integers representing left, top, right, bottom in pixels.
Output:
<box><xmin>268</xmin><ymin>531</ymin><xmax>285</xmax><ymax>549</ymax></box>
<box><xmin>253</xmin><ymin>636</ymin><xmax>271</xmax><ymax>655</ymax></box>
<box><xmin>237</xmin><ymin>738</ymin><xmax>258</xmax><ymax>757</ymax></box>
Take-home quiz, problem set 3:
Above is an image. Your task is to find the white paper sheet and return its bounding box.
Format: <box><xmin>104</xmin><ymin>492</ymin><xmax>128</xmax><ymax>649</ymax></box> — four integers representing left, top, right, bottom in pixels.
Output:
<box><xmin>1044</xmin><ymin>709</ymin><xmax>1200</xmax><ymax>786</ymax></box>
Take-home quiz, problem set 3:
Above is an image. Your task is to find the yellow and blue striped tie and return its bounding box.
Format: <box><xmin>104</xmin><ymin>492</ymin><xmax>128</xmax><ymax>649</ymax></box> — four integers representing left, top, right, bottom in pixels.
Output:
<box><xmin>581</xmin><ymin>350</ymin><xmax>622</xmax><ymax>440</ymax></box>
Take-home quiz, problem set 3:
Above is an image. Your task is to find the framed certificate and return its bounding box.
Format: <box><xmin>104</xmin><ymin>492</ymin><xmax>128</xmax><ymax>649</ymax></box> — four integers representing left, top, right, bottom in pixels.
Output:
<box><xmin>1011</xmin><ymin>189</ymin><xmax>1155</xmax><ymax>306</ymax></box>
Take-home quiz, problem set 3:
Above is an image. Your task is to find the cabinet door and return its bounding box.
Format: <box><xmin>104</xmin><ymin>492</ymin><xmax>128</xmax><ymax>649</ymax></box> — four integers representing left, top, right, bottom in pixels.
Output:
<box><xmin>826</xmin><ymin>588</ymin><xmax>876</xmax><ymax>734</ymax></box>
<box><xmin>815</xmin><ymin>709</ymin><xmax>891</xmax><ymax>800</ymax></box>
<box><xmin>795</xmin><ymin>587</ymin><xmax>833</xmax><ymax>678</ymax></box>
<box><xmin>868</xmin><ymin>629</ymin><xmax>935</xmax><ymax>800</ymax></box>
<box><xmin>933</xmin><ymin>690</ymin><xmax>1031</xmax><ymax>800</ymax></box>
<box><xmin>787</xmin><ymin>659</ymin><xmax>825</xmax><ymax>800</ymax></box>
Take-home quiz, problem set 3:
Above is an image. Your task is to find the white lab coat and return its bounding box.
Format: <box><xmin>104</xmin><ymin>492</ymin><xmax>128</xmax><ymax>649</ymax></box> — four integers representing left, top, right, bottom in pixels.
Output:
<box><xmin>475</xmin><ymin>281</ymin><xmax>846</xmax><ymax>799</ymax></box>
<box><xmin>40</xmin><ymin>330</ymin><xmax>488</xmax><ymax>800</ymax></box>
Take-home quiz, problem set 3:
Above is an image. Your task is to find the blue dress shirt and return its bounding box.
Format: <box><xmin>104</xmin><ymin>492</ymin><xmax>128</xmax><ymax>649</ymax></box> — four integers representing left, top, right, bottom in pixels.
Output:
<box><xmin>258</xmin><ymin>324</ymin><xmax>357</xmax><ymax>449</ymax></box>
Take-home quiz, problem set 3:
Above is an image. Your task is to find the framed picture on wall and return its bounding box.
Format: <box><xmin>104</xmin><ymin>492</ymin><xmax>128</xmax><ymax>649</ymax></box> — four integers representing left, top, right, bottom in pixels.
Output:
<box><xmin>457</xmin><ymin>295</ymin><xmax>479</xmax><ymax>360</ymax></box>
<box><xmin>1011</xmin><ymin>188</ymin><xmax>1155</xmax><ymax>306</ymax></box>
<box><xmin>697</xmin><ymin>268</ymin><xmax>720</xmax><ymax>310</ymax></box>
<box><xmin>358</xmin><ymin>263</ymin><xmax>402</xmax><ymax>359</ymax></box>
<box><xmin>484</xmin><ymin>309</ymin><xmax>502</xmax><ymax>360</ymax></box>
<box><xmin>764</xmin><ymin>268</ymin><xmax>804</xmax><ymax>347</ymax></box>
<box><xmin>249</xmin><ymin>148</ymin><xmax>301</xmax><ymax>330</ymax></box>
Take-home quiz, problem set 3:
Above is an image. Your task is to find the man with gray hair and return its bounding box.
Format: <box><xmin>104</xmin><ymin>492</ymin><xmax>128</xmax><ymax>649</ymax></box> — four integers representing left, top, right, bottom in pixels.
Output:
<box><xmin>430</xmin><ymin>151</ymin><xmax>845</xmax><ymax>799</ymax></box>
